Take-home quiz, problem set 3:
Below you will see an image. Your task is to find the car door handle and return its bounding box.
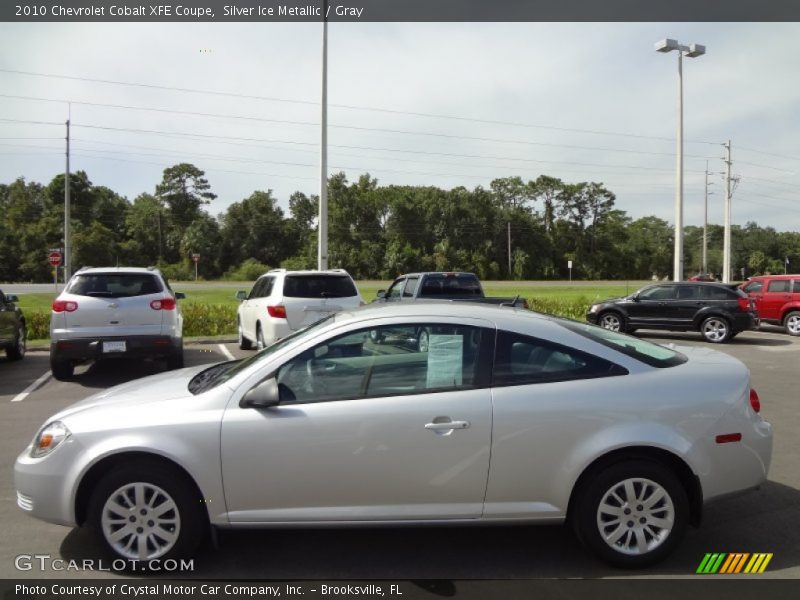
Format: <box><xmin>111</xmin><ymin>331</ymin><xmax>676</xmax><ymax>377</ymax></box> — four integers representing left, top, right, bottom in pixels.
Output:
<box><xmin>425</xmin><ymin>420</ymin><xmax>470</xmax><ymax>431</ymax></box>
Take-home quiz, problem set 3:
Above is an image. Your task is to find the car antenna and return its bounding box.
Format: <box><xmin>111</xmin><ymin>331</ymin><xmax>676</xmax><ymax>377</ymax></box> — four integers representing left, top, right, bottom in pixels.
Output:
<box><xmin>501</xmin><ymin>294</ymin><xmax>520</xmax><ymax>308</ymax></box>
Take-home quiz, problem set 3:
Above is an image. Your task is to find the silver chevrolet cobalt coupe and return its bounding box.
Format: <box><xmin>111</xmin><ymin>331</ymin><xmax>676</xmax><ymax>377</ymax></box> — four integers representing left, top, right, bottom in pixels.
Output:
<box><xmin>15</xmin><ymin>303</ymin><xmax>772</xmax><ymax>568</ymax></box>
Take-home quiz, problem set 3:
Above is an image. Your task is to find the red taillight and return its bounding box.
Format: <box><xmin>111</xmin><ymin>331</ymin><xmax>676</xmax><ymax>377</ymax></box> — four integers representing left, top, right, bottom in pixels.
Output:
<box><xmin>150</xmin><ymin>298</ymin><xmax>176</xmax><ymax>310</ymax></box>
<box><xmin>749</xmin><ymin>388</ymin><xmax>761</xmax><ymax>413</ymax></box>
<box><xmin>737</xmin><ymin>297</ymin><xmax>749</xmax><ymax>311</ymax></box>
<box><xmin>52</xmin><ymin>300</ymin><xmax>78</xmax><ymax>312</ymax></box>
<box><xmin>716</xmin><ymin>433</ymin><xmax>742</xmax><ymax>444</ymax></box>
<box><xmin>267</xmin><ymin>305</ymin><xmax>287</xmax><ymax>318</ymax></box>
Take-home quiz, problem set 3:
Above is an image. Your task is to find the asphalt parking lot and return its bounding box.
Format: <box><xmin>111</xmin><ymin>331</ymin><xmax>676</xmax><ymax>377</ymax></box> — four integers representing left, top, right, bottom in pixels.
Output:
<box><xmin>0</xmin><ymin>329</ymin><xmax>798</xmax><ymax>580</ymax></box>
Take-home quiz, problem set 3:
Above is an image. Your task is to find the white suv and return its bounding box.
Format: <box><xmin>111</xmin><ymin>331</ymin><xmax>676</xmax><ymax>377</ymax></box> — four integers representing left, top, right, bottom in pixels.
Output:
<box><xmin>236</xmin><ymin>269</ymin><xmax>364</xmax><ymax>349</ymax></box>
<box><xmin>49</xmin><ymin>267</ymin><xmax>184</xmax><ymax>380</ymax></box>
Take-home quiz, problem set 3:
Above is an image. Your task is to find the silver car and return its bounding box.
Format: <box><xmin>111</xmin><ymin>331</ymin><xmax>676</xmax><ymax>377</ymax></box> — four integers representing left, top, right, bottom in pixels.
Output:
<box><xmin>15</xmin><ymin>303</ymin><xmax>772</xmax><ymax>568</ymax></box>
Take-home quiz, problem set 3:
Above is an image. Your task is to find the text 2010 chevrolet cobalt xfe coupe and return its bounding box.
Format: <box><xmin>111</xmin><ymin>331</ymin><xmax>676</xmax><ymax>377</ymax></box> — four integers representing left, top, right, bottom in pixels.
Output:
<box><xmin>15</xmin><ymin>303</ymin><xmax>772</xmax><ymax>568</ymax></box>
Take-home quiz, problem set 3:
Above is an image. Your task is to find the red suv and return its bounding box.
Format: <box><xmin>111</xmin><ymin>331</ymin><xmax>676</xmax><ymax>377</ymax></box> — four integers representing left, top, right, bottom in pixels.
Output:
<box><xmin>740</xmin><ymin>274</ymin><xmax>800</xmax><ymax>336</ymax></box>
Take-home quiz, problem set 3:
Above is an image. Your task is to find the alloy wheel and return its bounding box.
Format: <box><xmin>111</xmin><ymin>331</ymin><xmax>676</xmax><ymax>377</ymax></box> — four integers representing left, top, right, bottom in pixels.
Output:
<box><xmin>596</xmin><ymin>477</ymin><xmax>675</xmax><ymax>556</ymax></box>
<box><xmin>786</xmin><ymin>313</ymin><xmax>800</xmax><ymax>336</ymax></box>
<box><xmin>101</xmin><ymin>482</ymin><xmax>181</xmax><ymax>561</ymax></box>
<box><xmin>600</xmin><ymin>313</ymin><xmax>622</xmax><ymax>331</ymax></box>
<box><xmin>702</xmin><ymin>318</ymin><xmax>728</xmax><ymax>342</ymax></box>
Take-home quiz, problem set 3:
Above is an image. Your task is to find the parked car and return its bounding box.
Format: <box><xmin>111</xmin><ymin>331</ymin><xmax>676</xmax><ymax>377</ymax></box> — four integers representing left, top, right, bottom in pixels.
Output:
<box><xmin>49</xmin><ymin>267</ymin><xmax>184</xmax><ymax>380</ymax></box>
<box><xmin>0</xmin><ymin>289</ymin><xmax>26</xmax><ymax>361</ymax></box>
<box><xmin>15</xmin><ymin>303</ymin><xmax>771</xmax><ymax>569</ymax></box>
<box><xmin>375</xmin><ymin>272</ymin><xmax>528</xmax><ymax>307</ymax></box>
<box><xmin>740</xmin><ymin>274</ymin><xmax>800</xmax><ymax>336</ymax></box>
<box><xmin>587</xmin><ymin>282</ymin><xmax>757</xmax><ymax>343</ymax></box>
<box><xmin>235</xmin><ymin>269</ymin><xmax>364</xmax><ymax>350</ymax></box>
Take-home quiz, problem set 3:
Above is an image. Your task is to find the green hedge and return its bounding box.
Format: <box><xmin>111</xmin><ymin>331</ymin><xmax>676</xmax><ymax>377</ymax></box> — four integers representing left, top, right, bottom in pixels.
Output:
<box><xmin>25</xmin><ymin>297</ymin><xmax>590</xmax><ymax>342</ymax></box>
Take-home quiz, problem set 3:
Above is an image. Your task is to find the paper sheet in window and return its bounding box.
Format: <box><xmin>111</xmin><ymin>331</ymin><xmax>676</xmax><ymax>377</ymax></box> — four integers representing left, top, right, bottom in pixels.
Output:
<box><xmin>426</xmin><ymin>334</ymin><xmax>463</xmax><ymax>388</ymax></box>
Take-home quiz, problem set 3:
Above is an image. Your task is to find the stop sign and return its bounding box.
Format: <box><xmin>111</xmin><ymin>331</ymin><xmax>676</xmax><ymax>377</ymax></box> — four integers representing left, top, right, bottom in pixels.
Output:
<box><xmin>48</xmin><ymin>251</ymin><xmax>62</xmax><ymax>267</ymax></box>
<box><xmin>191</xmin><ymin>253</ymin><xmax>200</xmax><ymax>263</ymax></box>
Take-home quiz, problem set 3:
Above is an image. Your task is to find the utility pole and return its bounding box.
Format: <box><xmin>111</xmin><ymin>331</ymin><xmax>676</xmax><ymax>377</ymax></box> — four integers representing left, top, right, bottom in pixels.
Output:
<box><xmin>703</xmin><ymin>161</ymin><xmax>713</xmax><ymax>274</ymax></box>
<box><xmin>723</xmin><ymin>140</ymin><xmax>732</xmax><ymax>283</ymax></box>
<box><xmin>507</xmin><ymin>222</ymin><xmax>512</xmax><ymax>276</ymax></box>
<box><xmin>64</xmin><ymin>118</ymin><xmax>71</xmax><ymax>283</ymax></box>
<box><xmin>317</xmin><ymin>0</ymin><xmax>328</xmax><ymax>270</ymax></box>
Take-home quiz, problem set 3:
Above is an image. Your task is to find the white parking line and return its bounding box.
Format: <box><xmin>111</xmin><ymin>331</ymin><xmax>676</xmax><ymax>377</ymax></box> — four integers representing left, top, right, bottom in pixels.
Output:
<box><xmin>11</xmin><ymin>371</ymin><xmax>52</xmax><ymax>403</ymax></box>
<box><xmin>217</xmin><ymin>343</ymin><xmax>236</xmax><ymax>361</ymax></box>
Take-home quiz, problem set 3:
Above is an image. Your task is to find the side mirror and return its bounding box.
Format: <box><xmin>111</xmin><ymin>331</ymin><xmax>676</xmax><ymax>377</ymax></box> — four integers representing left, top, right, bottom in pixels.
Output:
<box><xmin>174</xmin><ymin>292</ymin><xmax>186</xmax><ymax>300</ymax></box>
<box><xmin>6</xmin><ymin>294</ymin><xmax>18</xmax><ymax>303</ymax></box>
<box><xmin>376</xmin><ymin>290</ymin><xmax>386</xmax><ymax>299</ymax></box>
<box><xmin>240</xmin><ymin>377</ymin><xmax>280</xmax><ymax>409</ymax></box>
<box><xmin>631</xmin><ymin>294</ymin><xmax>640</xmax><ymax>302</ymax></box>
<box><xmin>235</xmin><ymin>290</ymin><xmax>247</xmax><ymax>301</ymax></box>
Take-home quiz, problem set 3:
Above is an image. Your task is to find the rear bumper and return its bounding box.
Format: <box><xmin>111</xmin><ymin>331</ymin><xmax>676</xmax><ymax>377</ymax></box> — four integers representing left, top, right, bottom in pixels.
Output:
<box><xmin>731</xmin><ymin>312</ymin><xmax>758</xmax><ymax>332</ymax></box>
<box><xmin>50</xmin><ymin>335</ymin><xmax>181</xmax><ymax>361</ymax></box>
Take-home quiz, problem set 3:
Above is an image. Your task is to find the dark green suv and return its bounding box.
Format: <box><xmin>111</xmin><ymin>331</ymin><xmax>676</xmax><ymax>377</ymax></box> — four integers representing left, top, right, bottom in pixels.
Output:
<box><xmin>0</xmin><ymin>289</ymin><xmax>26</xmax><ymax>360</ymax></box>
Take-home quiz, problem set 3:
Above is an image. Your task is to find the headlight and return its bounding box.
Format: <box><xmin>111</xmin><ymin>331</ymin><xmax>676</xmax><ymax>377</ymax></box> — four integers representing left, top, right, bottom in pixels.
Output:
<box><xmin>589</xmin><ymin>305</ymin><xmax>599</xmax><ymax>313</ymax></box>
<box><xmin>30</xmin><ymin>421</ymin><xmax>71</xmax><ymax>458</ymax></box>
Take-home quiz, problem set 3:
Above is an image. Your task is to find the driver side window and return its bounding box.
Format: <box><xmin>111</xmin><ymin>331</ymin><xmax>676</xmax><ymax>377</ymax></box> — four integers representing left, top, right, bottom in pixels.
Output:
<box><xmin>276</xmin><ymin>324</ymin><xmax>486</xmax><ymax>404</ymax></box>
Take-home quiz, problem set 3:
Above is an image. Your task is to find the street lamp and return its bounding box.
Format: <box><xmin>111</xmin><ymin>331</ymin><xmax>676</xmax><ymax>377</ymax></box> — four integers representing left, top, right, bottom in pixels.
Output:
<box><xmin>655</xmin><ymin>38</ymin><xmax>706</xmax><ymax>282</ymax></box>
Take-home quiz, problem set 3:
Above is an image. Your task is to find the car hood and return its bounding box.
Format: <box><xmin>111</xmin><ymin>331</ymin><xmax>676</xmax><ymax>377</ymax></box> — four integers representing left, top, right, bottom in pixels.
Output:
<box><xmin>49</xmin><ymin>364</ymin><xmax>212</xmax><ymax>421</ymax></box>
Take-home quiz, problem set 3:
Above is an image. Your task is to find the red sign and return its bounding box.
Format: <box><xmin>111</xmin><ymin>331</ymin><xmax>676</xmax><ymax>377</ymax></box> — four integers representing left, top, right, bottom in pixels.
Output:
<box><xmin>191</xmin><ymin>253</ymin><xmax>201</xmax><ymax>263</ymax></box>
<box><xmin>48</xmin><ymin>251</ymin><xmax>62</xmax><ymax>266</ymax></box>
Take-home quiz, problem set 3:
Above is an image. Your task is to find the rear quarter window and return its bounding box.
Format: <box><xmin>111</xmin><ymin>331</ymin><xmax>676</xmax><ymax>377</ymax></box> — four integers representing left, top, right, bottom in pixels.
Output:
<box><xmin>700</xmin><ymin>286</ymin><xmax>738</xmax><ymax>300</ymax></box>
<box><xmin>767</xmin><ymin>280</ymin><xmax>791</xmax><ymax>293</ymax></box>
<box><xmin>66</xmin><ymin>273</ymin><xmax>163</xmax><ymax>298</ymax></box>
<box><xmin>283</xmin><ymin>275</ymin><xmax>357</xmax><ymax>299</ymax></box>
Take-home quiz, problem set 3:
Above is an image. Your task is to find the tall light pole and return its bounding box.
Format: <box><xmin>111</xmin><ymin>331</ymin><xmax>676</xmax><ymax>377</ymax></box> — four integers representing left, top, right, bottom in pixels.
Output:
<box><xmin>317</xmin><ymin>1</ymin><xmax>329</xmax><ymax>270</ymax></box>
<box><xmin>723</xmin><ymin>140</ymin><xmax>732</xmax><ymax>283</ymax></box>
<box><xmin>655</xmin><ymin>38</ymin><xmax>706</xmax><ymax>282</ymax></box>
<box><xmin>703</xmin><ymin>161</ymin><xmax>714</xmax><ymax>274</ymax></box>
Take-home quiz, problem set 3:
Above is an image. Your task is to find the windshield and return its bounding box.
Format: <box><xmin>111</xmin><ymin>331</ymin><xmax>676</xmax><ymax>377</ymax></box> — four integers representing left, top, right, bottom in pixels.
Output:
<box><xmin>188</xmin><ymin>314</ymin><xmax>335</xmax><ymax>394</ymax></box>
<box><xmin>558</xmin><ymin>319</ymin><xmax>687</xmax><ymax>368</ymax></box>
<box><xmin>67</xmin><ymin>273</ymin><xmax>163</xmax><ymax>298</ymax></box>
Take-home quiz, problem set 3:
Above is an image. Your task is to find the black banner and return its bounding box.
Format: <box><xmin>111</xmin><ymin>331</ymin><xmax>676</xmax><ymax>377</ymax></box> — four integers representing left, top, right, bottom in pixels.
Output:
<box><xmin>2</xmin><ymin>0</ymin><xmax>800</xmax><ymax>22</ymax></box>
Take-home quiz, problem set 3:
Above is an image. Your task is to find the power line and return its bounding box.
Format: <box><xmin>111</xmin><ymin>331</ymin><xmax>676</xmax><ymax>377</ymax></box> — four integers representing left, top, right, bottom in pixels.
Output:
<box><xmin>0</xmin><ymin>67</ymin><xmax>721</xmax><ymax>144</ymax></box>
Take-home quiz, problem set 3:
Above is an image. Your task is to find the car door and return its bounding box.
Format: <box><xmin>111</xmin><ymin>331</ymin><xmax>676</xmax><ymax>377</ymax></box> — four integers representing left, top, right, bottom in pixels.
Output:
<box><xmin>220</xmin><ymin>318</ymin><xmax>493</xmax><ymax>522</ymax></box>
<box><xmin>674</xmin><ymin>284</ymin><xmax>702</xmax><ymax>325</ymax></box>
<box><xmin>760</xmin><ymin>279</ymin><xmax>791</xmax><ymax>321</ymax></box>
<box><xmin>242</xmin><ymin>277</ymin><xmax>270</xmax><ymax>340</ymax></box>
<box><xmin>627</xmin><ymin>285</ymin><xmax>676</xmax><ymax>326</ymax></box>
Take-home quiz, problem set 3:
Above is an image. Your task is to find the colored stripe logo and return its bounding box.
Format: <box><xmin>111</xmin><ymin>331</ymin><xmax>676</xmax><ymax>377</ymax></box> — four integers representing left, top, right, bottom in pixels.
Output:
<box><xmin>697</xmin><ymin>553</ymin><xmax>773</xmax><ymax>574</ymax></box>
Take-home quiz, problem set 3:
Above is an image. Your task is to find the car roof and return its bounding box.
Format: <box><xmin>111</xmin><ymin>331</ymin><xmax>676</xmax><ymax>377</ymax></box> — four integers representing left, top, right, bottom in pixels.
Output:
<box><xmin>73</xmin><ymin>267</ymin><xmax>161</xmax><ymax>275</ymax></box>
<box><xmin>261</xmin><ymin>269</ymin><xmax>351</xmax><ymax>277</ymax></box>
<box><xmin>748</xmin><ymin>274</ymin><xmax>796</xmax><ymax>280</ymax></box>
<box><xmin>336</xmin><ymin>301</ymin><xmax>547</xmax><ymax>327</ymax></box>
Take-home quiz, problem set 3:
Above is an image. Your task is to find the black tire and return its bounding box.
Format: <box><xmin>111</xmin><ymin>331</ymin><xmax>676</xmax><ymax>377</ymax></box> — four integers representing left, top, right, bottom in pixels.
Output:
<box><xmin>256</xmin><ymin>324</ymin><xmax>266</xmax><ymax>350</ymax></box>
<box><xmin>50</xmin><ymin>353</ymin><xmax>74</xmax><ymax>380</ymax></box>
<box><xmin>783</xmin><ymin>311</ymin><xmax>800</xmax><ymax>337</ymax></box>
<box><xmin>87</xmin><ymin>460</ymin><xmax>206</xmax><ymax>566</ymax></box>
<box><xmin>573</xmin><ymin>459</ymin><xmax>689</xmax><ymax>569</ymax></box>
<box><xmin>6</xmin><ymin>325</ymin><xmax>26</xmax><ymax>360</ymax></box>
<box><xmin>700</xmin><ymin>315</ymin><xmax>731</xmax><ymax>343</ymax></box>
<box><xmin>598</xmin><ymin>311</ymin><xmax>625</xmax><ymax>333</ymax></box>
<box><xmin>166</xmin><ymin>344</ymin><xmax>184</xmax><ymax>370</ymax></box>
<box><xmin>238</xmin><ymin>319</ymin><xmax>252</xmax><ymax>350</ymax></box>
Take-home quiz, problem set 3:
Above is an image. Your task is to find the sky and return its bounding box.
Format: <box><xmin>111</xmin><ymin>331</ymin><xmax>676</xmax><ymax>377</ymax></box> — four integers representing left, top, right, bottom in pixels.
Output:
<box><xmin>1</xmin><ymin>22</ymin><xmax>799</xmax><ymax>233</ymax></box>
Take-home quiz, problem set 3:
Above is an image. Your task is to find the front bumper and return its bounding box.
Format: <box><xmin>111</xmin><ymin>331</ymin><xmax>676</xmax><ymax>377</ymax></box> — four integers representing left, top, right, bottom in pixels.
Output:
<box><xmin>50</xmin><ymin>335</ymin><xmax>181</xmax><ymax>361</ymax></box>
<box><xmin>15</xmin><ymin>442</ymin><xmax>81</xmax><ymax>527</ymax></box>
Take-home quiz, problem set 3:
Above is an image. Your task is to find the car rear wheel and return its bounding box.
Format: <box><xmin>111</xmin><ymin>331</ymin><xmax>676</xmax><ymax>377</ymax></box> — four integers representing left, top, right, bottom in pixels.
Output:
<box><xmin>599</xmin><ymin>312</ymin><xmax>624</xmax><ymax>332</ymax></box>
<box><xmin>256</xmin><ymin>324</ymin><xmax>265</xmax><ymax>350</ymax></box>
<box><xmin>50</xmin><ymin>353</ymin><xmax>74</xmax><ymax>380</ymax></box>
<box><xmin>6</xmin><ymin>325</ymin><xmax>26</xmax><ymax>360</ymax></box>
<box><xmin>88</xmin><ymin>461</ymin><xmax>205</xmax><ymax>565</ymax></box>
<box><xmin>238</xmin><ymin>320</ymin><xmax>253</xmax><ymax>350</ymax></box>
<box><xmin>573</xmin><ymin>460</ymin><xmax>688</xmax><ymax>568</ymax></box>
<box><xmin>783</xmin><ymin>311</ymin><xmax>800</xmax><ymax>336</ymax></box>
<box><xmin>700</xmin><ymin>316</ymin><xmax>731</xmax><ymax>343</ymax></box>
<box><xmin>166</xmin><ymin>345</ymin><xmax>184</xmax><ymax>370</ymax></box>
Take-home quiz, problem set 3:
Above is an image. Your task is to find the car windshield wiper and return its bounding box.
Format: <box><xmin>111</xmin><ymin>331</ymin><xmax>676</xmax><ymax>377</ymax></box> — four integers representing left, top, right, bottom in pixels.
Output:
<box><xmin>188</xmin><ymin>360</ymin><xmax>240</xmax><ymax>394</ymax></box>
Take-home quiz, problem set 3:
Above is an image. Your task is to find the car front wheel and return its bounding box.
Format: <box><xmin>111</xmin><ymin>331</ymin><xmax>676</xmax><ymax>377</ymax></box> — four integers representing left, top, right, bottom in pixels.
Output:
<box><xmin>784</xmin><ymin>311</ymin><xmax>800</xmax><ymax>336</ymax></box>
<box><xmin>598</xmin><ymin>312</ymin><xmax>624</xmax><ymax>332</ymax></box>
<box><xmin>700</xmin><ymin>316</ymin><xmax>731</xmax><ymax>343</ymax></box>
<box><xmin>573</xmin><ymin>460</ymin><xmax>688</xmax><ymax>568</ymax></box>
<box><xmin>88</xmin><ymin>461</ymin><xmax>205</xmax><ymax>565</ymax></box>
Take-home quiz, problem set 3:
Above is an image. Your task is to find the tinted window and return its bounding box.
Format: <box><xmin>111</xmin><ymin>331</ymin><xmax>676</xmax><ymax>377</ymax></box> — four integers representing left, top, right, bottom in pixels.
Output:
<box><xmin>743</xmin><ymin>281</ymin><xmax>763</xmax><ymax>294</ymax></box>
<box><xmin>558</xmin><ymin>319</ymin><xmax>687</xmax><ymax>368</ymax></box>
<box><xmin>794</xmin><ymin>280</ymin><xmax>800</xmax><ymax>293</ymax></box>
<box><xmin>276</xmin><ymin>324</ymin><xmax>485</xmax><ymax>403</ymax></box>
<box><xmin>249</xmin><ymin>277</ymin><xmax>268</xmax><ymax>299</ymax></box>
<box><xmin>403</xmin><ymin>277</ymin><xmax>419</xmax><ymax>298</ymax></box>
<box><xmin>767</xmin><ymin>280</ymin><xmax>790</xmax><ymax>293</ymax></box>
<box><xmin>493</xmin><ymin>330</ymin><xmax>627</xmax><ymax>386</ymax></box>
<box><xmin>638</xmin><ymin>286</ymin><xmax>675</xmax><ymax>301</ymax></box>
<box><xmin>701</xmin><ymin>285</ymin><xmax>737</xmax><ymax>300</ymax></box>
<box><xmin>67</xmin><ymin>273</ymin><xmax>163</xmax><ymax>298</ymax></box>
<box><xmin>283</xmin><ymin>275</ymin><xmax>357</xmax><ymax>298</ymax></box>
<box><xmin>420</xmin><ymin>273</ymin><xmax>482</xmax><ymax>296</ymax></box>
<box><xmin>675</xmin><ymin>285</ymin><xmax>700</xmax><ymax>300</ymax></box>
<box><xmin>387</xmin><ymin>278</ymin><xmax>405</xmax><ymax>300</ymax></box>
